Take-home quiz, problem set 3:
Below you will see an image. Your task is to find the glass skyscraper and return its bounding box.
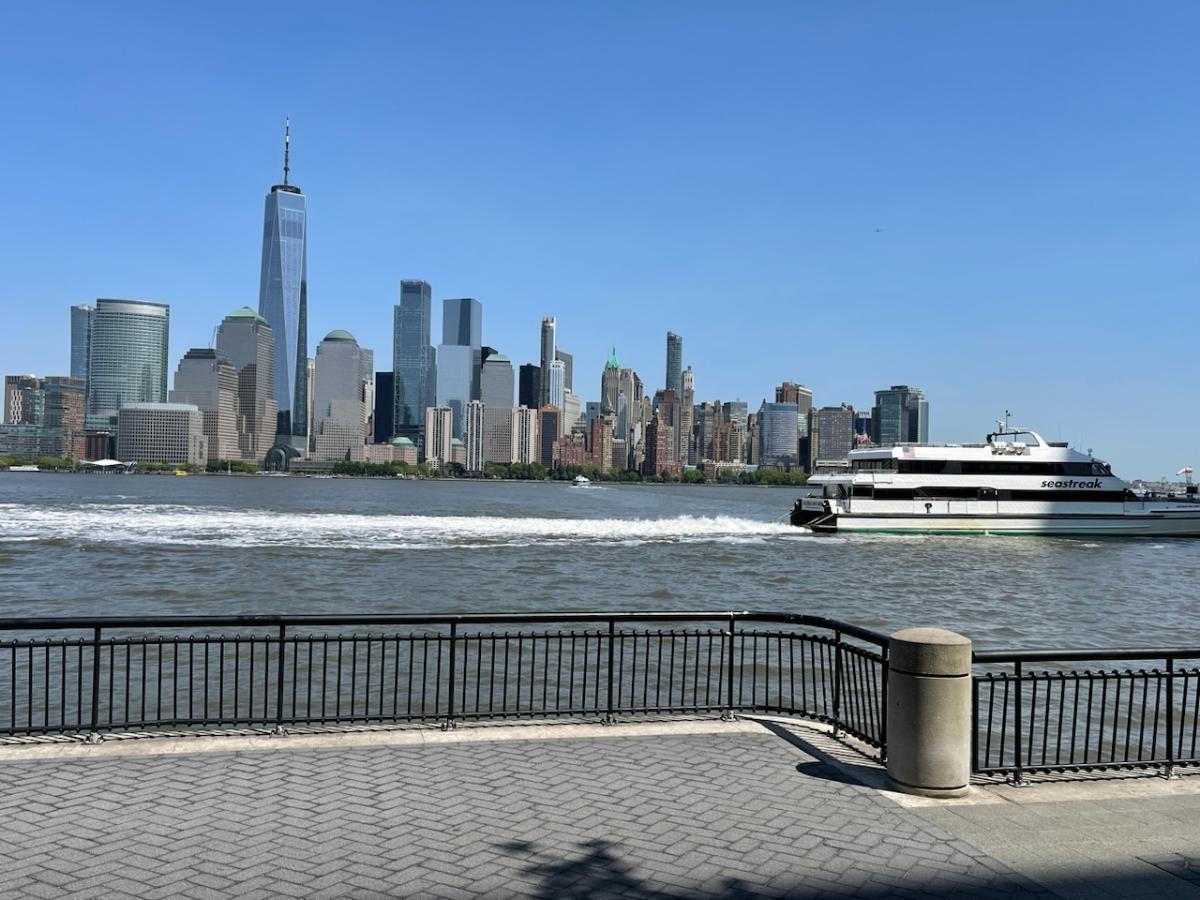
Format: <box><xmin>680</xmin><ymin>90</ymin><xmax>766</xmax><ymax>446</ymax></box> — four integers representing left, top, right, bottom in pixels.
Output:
<box><xmin>538</xmin><ymin>317</ymin><xmax>555</xmax><ymax>407</ymax></box>
<box><xmin>85</xmin><ymin>298</ymin><xmax>170</xmax><ymax>429</ymax></box>
<box><xmin>871</xmin><ymin>385</ymin><xmax>928</xmax><ymax>445</ymax></box>
<box><xmin>393</xmin><ymin>280</ymin><xmax>434</xmax><ymax>444</ymax></box>
<box><xmin>759</xmin><ymin>402</ymin><xmax>799</xmax><ymax>467</ymax></box>
<box><xmin>257</xmin><ymin>122</ymin><xmax>308</xmax><ymax>447</ymax></box>
<box><xmin>665</xmin><ymin>332</ymin><xmax>682</xmax><ymax>396</ymax></box>
<box><xmin>70</xmin><ymin>304</ymin><xmax>94</xmax><ymax>382</ymax></box>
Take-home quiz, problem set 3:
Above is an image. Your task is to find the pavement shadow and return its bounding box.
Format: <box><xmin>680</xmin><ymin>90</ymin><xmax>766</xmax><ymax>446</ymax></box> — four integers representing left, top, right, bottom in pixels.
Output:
<box><xmin>495</xmin><ymin>837</ymin><xmax>1057</xmax><ymax>898</ymax></box>
<box><xmin>753</xmin><ymin>719</ymin><xmax>889</xmax><ymax>789</ymax></box>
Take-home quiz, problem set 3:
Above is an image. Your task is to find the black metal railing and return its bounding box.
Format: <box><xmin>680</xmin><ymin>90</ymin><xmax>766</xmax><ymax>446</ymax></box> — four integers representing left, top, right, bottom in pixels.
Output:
<box><xmin>974</xmin><ymin>648</ymin><xmax>1200</xmax><ymax>781</ymax></box>
<box><xmin>0</xmin><ymin>612</ymin><xmax>889</xmax><ymax>753</ymax></box>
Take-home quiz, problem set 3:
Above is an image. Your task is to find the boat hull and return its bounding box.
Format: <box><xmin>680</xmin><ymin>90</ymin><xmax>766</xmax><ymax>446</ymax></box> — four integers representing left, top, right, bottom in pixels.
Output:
<box><xmin>811</xmin><ymin>513</ymin><xmax>1200</xmax><ymax>537</ymax></box>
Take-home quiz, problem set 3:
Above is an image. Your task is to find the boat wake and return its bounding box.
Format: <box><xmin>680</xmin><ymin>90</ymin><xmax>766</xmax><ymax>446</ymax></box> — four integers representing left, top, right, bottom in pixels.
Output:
<box><xmin>0</xmin><ymin>503</ymin><xmax>804</xmax><ymax>550</ymax></box>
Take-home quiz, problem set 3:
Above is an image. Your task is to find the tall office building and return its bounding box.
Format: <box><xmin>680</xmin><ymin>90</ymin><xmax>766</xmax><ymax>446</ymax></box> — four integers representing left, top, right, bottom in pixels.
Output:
<box><xmin>871</xmin><ymin>385</ymin><xmax>928</xmax><ymax>445</ymax></box>
<box><xmin>312</xmin><ymin>330</ymin><xmax>367</xmax><ymax>461</ymax></box>
<box><xmin>776</xmin><ymin>381</ymin><xmax>814</xmax><ymax>439</ymax></box>
<box><xmin>257</xmin><ymin>120</ymin><xmax>308</xmax><ymax>448</ymax></box>
<box><xmin>463</xmin><ymin>400</ymin><xmax>485</xmax><ymax>473</ymax></box>
<box><xmin>537</xmin><ymin>407</ymin><xmax>559</xmax><ymax>467</ymax></box>
<box><xmin>813</xmin><ymin>404</ymin><xmax>856</xmax><ymax>463</ymax></box>
<box><xmin>518</xmin><ymin>364</ymin><xmax>540</xmax><ymax>409</ymax></box>
<box><xmin>665</xmin><ymin>332</ymin><xmax>683</xmax><ymax>396</ymax></box>
<box><xmin>511</xmin><ymin>407</ymin><xmax>538</xmax><ymax>464</ymax></box>
<box><xmin>680</xmin><ymin>366</ymin><xmax>695</xmax><ymax>465</ymax></box>
<box><xmin>169</xmin><ymin>349</ymin><xmax>239</xmax><ymax>461</ymax></box>
<box><xmin>214</xmin><ymin>307</ymin><xmax>278</xmax><ymax>462</ymax></box>
<box><xmin>480</xmin><ymin>353</ymin><xmax>514</xmax><ymax>464</ymax></box>
<box><xmin>423</xmin><ymin>406</ymin><xmax>453</xmax><ymax>467</ymax></box>
<box><xmin>554</xmin><ymin>349</ymin><xmax>573</xmax><ymax>392</ymax></box>
<box><xmin>4</xmin><ymin>376</ymin><xmax>43</xmax><ymax>425</ymax></box>
<box><xmin>443</xmin><ymin>298</ymin><xmax>482</xmax><ymax>348</ymax></box>
<box><xmin>70</xmin><ymin>305</ymin><xmax>94</xmax><ymax>383</ymax></box>
<box><xmin>538</xmin><ymin>317</ymin><xmax>555</xmax><ymax>407</ymax></box>
<box><xmin>373</xmin><ymin>372</ymin><xmax>394</xmax><ymax>443</ymax></box>
<box><xmin>437</xmin><ymin>298</ymin><xmax>482</xmax><ymax>439</ymax></box>
<box><xmin>547</xmin><ymin>359</ymin><xmax>566</xmax><ymax>431</ymax></box>
<box><xmin>42</xmin><ymin>377</ymin><xmax>86</xmax><ymax>459</ymax></box>
<box><xmin>600</xmin><ymin>349</ymin><xmax>643</xmax><ymax>448</ymax></box>
<box><xmin>86</xmin><ymin>299</ymin><xmax>169</xmax><ymax>429</ymax></box>
<box><xmin>759</xmin><ymin>402</ymin><xmax>800</xmax><ymax>467</ymax></box>
<box><xmin>393</xmin><ymin>280</ymin><xmax>435</xmax><ymax>446</ymax></box>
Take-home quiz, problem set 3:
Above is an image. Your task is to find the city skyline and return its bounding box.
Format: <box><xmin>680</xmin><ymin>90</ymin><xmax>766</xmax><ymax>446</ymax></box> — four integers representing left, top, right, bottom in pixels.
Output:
<box><xmin>2</xmin><ymin>4</ymin><xmax>1197</xmax><ymax>476</ymax></box>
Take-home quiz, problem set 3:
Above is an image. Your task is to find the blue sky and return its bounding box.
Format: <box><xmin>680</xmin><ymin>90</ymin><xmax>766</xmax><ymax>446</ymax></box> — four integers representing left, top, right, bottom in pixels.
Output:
<box><xmin>1</xmin><ymin>1</ymin><xmax>1196</xmax><ymax>476</ymax></box>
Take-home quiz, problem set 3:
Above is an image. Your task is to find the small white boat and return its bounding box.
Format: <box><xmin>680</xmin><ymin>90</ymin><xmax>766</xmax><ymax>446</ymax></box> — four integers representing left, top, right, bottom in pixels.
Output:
<box><xmin>572</xmin><ymin>475</ymin><xmax>591</xmax><ymax>486</ymax></box>
<box><xmin>7</xmin><ymin>465</ymin><xmax>40</xmax><ymax>472</ymax></box>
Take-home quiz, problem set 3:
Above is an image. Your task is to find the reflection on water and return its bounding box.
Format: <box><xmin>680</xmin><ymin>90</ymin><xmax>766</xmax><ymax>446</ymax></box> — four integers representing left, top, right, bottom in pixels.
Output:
<box><xmin>1</xmin><ymin>473</ymin><xmax>1198</xmax><ymax>650</ymax></box>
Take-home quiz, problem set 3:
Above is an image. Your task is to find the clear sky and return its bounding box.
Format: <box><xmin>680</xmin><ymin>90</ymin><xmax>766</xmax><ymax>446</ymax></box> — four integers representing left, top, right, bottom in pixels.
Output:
<box><xmin>1</xmin><ymin>1</ymin><xmax>1196</xmax><ymax>477</ymax></box>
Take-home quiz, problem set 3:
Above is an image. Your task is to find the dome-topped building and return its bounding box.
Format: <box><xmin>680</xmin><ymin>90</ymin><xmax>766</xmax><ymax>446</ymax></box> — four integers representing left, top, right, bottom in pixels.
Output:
<box><xmin>312</xmin><ymin>330</ymin><xmax>368</xmax><ymax>462</ymax></box>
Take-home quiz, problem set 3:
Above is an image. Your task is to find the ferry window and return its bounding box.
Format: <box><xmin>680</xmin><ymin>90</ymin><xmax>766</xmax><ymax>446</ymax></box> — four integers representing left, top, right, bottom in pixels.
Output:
<box><xmin>852</xmin><ymin>485</ymin><xmax>874</xmax><ymax>498</ymax></box>
<box><xmin>899</xmin><ymin>460</ymin><xmax>947</xmax><ymax>474</ymax></box>
<box><xmin>1091</xmin><ymin>463</ymin><xmax>1111</xmax><ymax>476</ymax></box>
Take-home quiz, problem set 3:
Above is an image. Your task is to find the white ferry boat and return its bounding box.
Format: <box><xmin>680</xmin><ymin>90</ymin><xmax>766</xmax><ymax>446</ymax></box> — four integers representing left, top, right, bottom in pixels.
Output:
<box><xmin>790</xmin><ymin>427</ymin><xmax>1200</xmax><ymax>536</ymax></box>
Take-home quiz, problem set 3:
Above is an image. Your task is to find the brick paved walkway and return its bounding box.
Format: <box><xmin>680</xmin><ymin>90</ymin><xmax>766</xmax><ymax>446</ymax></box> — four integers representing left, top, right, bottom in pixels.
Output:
<box><xmin>0</xmin><ymin>724</ymin><xmax>1052</xmax><ymax>899</ymax></box>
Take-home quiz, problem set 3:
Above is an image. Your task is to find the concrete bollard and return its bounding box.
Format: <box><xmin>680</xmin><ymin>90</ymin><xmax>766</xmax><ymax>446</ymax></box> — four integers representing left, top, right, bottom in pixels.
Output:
<box><xmin>886</xmin><ymin>628</ymin><xmax>972</xmax><ymax>798</ymax></box>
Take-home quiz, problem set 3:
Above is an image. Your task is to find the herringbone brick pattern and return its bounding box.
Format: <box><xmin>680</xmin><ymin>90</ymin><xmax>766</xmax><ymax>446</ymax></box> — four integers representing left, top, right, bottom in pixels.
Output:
<box><xmin>0</xmin><ymin>731</ymin><xmax>1053</xmax><ymax>898</ymax></box>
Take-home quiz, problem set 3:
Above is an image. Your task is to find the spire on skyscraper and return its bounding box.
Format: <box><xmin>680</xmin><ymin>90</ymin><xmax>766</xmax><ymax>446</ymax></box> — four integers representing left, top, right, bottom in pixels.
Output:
<box><xmin>283</xmin><ymin>117</ymin><xmax>290</xmax><ymax>186</ymax></box>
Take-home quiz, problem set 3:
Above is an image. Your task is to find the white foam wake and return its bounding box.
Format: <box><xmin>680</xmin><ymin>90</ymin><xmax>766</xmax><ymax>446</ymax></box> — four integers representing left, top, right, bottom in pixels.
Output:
<box><xmin>0</xmin><ymin>503</ymin><xmax>801</xmax><ymax>550</ymax></box>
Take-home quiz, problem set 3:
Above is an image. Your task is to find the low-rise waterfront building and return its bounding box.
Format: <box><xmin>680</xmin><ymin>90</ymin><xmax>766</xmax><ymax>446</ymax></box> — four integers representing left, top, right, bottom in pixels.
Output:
<box><xmin>115</xmin><ymin>402</ymin><xmax>206</xmax><ymax>466</ymax></box>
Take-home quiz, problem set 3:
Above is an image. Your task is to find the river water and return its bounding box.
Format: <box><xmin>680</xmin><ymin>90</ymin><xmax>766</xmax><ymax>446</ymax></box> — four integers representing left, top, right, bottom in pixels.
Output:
<box><xmin>1</xmin><ymin>473</ymin><xmax>1197</xmax><ymax>650</ymax></box>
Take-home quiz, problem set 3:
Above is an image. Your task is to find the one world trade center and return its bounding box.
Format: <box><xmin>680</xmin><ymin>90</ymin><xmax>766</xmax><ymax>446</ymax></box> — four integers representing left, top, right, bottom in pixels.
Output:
<box><xmin>258</xmin><ymin>119</ymin><xmax>308</xmax><ymax>449</ymax></box>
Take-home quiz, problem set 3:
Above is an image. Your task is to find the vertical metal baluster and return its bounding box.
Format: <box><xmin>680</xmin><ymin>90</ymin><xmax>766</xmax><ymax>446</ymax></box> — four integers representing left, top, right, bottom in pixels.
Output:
<box><xmin>667</xmin><ymin>631</ymin><xmax>676</xmax><ymax>712</ymax></box>
<box><xmin>1012</xmin><ymin>661</ymin><xmax>1026</xmax><ymax>786</ymax></box>
<box><xmin>274</xmin><ymin>625</ymin><xmax>287</xmax><ymax>733</ymax></box>
<box><xmin>879</xmin><ymin>645</ymin><xmax>889</xmax><ymax>761</ymax></box>
<box><xmin>605</xmin><ymin>620</ymin><xmax>615</xmax><ymax>724</ymax></box>
<box><xmin>568</xmin><ymin>634</ymin><xmax>577</xmax><ymax>714</ymax></box>
<box><xmin>392</xmin><ymin>634</ymin><xmax>401</xmax><ymax>720</ymax></box>
<box><xmin>1166</xmin><ymin>656</ymin><xmax>1176</xmax><ymax>777</ymax></box>
<box><xmin>350</xmin><ymin>635</ymin><xmax>359</xmax><ymax>721</ymax></box>
<box><xmin>445</xmin><ymin>622</ymin><xmax>457</xmax><ymax>729</ymax></box>
<box><xmin>724</xmin><ymin>617</ymin><xmax>736</xmax><ymax>720</ymax></box>
<box><xmin>832</xmin><ymin>631</ymin><xmax>843</xmax><ymax>738</ymax></box>
<box><xmin>121</xmin><ymin>641</ymin><xmax>131</xmax><ymax>728</ymax></box>
<box><xmin>88</xmin><ymin>627</ymin><xmax>101</xmax><ymax>739</ymax></box>
<box><xmin>516</xmin><ymin>631</ymin><xmax>524</xmax><ymax>715</ymax></box>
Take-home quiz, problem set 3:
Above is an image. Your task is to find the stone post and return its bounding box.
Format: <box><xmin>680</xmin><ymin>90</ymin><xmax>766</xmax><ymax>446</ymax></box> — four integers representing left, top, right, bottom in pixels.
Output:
<box><xmin>886</xmin><ymin>628</ymin><xmax>972</xmax><ymax>798</ymax></box>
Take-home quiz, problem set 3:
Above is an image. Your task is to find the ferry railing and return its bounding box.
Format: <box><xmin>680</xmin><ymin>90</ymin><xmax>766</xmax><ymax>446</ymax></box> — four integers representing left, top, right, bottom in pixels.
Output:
<box><xmin>0</xmin><ymin>612</ymin><xmax>889</xmax><ymax>755</ymax></box>
<box><xmin>973</xmin><ymin>648</ymin><xmax>1200</xmax><ymax>782</ymax></box>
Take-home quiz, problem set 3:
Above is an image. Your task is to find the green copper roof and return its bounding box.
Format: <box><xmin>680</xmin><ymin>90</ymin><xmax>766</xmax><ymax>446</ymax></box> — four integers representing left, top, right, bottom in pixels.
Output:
<box><xmin>605</xmin><ymin>347</ymin><xmax>620</xmax><ymax>369</ymax></box>
<box><xmin>389</xmin><ymin>437</ymin><xmax>414</xmax><ymax>446</ymax></box>
<box><xmin>323</xmin><ymin>329</ymin><xmax>357</xmax><ymax>343</ymax></box>
<box><xmin>226</xmin><ymin>306</ymin><xmax>267</xmax><ymax>323</ymax></box>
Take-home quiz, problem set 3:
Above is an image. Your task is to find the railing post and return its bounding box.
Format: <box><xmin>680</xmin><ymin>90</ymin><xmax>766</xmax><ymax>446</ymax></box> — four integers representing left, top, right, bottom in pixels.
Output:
<box><xmin>272</xmin><ymin>624</ymin><xmax>287</xmax><ymax>735</ymax></box>
<box><xmin>443</xmin><ymin>621</ymin><xmax>457</xmax><ymax>731</ymax></box>
<box><xmin>832</xmin><ymin>630</ymin><xmax>843</xmax><ymax>738</ymax></box>
<box><xmin>86</xmin><ymin>626</ymin><xmax>103</xmax><ymax>743</ymax></box>
<box><xmin>886</xmin><ymin>628</ymin><xmax>972</xmax><ymax>798</ymax></box>
<box><xmin>1011</xmin><ymin>660</ymin><xmax>1027</xmax><ymax>786</ymax></box>
<box><xmin>604</xmin><ymin>619</ymin><xmax>616</xmax><ymax>725</ymax></box>
<box><xmin>722</xmin><ymin>616</ymin><xmax>736</xmax><ymax>721</ymax></box>
<box><xmin>1165</xmin><ymin>655</ymin><xmax>1176</xmax><ymax>779</ymax></box>
<box><xmin>879</xmin><ymin>645</ymin><xmax>889</xmax><ymax>763</ymax></box>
